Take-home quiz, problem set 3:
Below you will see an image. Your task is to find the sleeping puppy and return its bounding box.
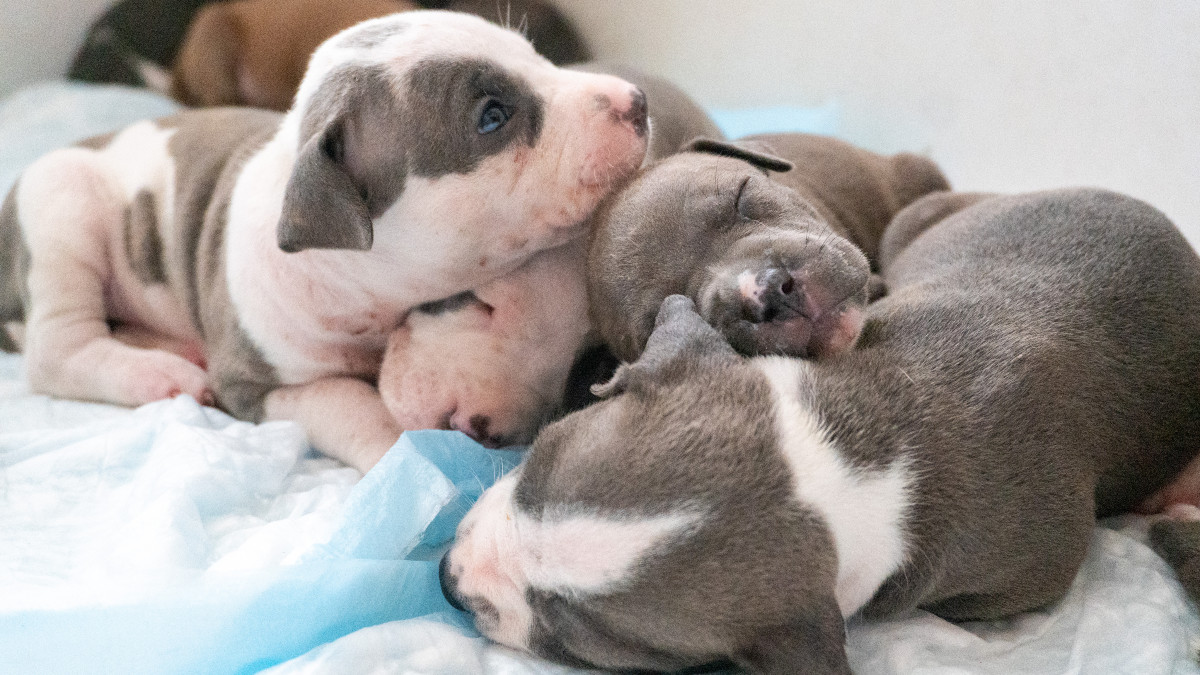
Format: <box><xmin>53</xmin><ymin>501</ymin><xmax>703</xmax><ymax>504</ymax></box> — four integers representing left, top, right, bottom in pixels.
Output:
<box><xmin>377</xmin><ymin>65</ymin><xmax>724</xmax><ymax>447</ymax></box>
<box><xmin>0</xmin><ymin>12</ymin><xmax>649</xmax><ymax>472</ymax></box>
<box><xmin>441</xmin><ymin>188</ymin><xmax>1200</xmax><ymax>672</ymax></box>
<box><xmin>588</xmin><ymin>133</ymin><xmax>949</xmax><ymax>362</ymax></box>
<box><xmin>173</xmin><ymin>0</ymin><xmax>590</xmax><ymax>110</ymax></box>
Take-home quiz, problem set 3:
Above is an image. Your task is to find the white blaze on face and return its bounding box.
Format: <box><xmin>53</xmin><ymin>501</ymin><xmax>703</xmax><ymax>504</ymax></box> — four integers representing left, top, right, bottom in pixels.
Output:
<box><xmin>449</xmin><ymin>472</ymin><xmax>700</xmax><ymax>650</ymax></box>
<box><xmin>755</xmin><ymin>356</ymin><xmax>911</xmax><ymax>617</ymax></box>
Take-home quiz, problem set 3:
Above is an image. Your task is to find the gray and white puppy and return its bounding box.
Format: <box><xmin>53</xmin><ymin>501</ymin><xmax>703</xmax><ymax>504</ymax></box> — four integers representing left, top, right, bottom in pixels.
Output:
<box><xmin>442</xmin><ymin>188</ymin><xmax>1200</xmax><ymax>673</ymax></box>
<box><xmin>588</xmin><ymin>133</ymin><xmax>949</xmax><ymax>362</ymax></box>
<box><xmin>0</xmin><ymin>11</ymin><xmax>651</xmax><ymax>471</ymax></box>
<box><xmin>376</xmin><ymin>63</ymin><xmax>723</xmax><ymax>447</ymax></box>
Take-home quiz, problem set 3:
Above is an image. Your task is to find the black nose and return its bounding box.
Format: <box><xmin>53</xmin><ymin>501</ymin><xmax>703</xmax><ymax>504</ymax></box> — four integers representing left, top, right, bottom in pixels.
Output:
<box><xmin>439</xmin><ymin>553</ymin><xmax>467</xmax><ymax>612</ymax></box>
<box><xmin>625</xmin><ymin>87</ymin><xmax>648</xmax><ymax>137</ymax></box>
<box><xmin>747</xmin><ymin>267</ymin><xmax>804</xmax><ymax>323</ymax></box>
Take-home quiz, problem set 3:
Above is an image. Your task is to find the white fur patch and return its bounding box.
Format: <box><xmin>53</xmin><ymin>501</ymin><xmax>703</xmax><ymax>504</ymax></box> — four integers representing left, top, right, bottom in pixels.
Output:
<box><xmin>518</xmin><ymin>508</ymin><xmax>699</xmax><ymax>596</ymax></box>
<box><xmin>451</xmin><ymin>471</ymin><xmax>700</xmax><ymax>651</ymax></box>
<box><xmin>755</xmin><ymin>356</ymin><xmax>911</xmax><ymax>617</ymax></box>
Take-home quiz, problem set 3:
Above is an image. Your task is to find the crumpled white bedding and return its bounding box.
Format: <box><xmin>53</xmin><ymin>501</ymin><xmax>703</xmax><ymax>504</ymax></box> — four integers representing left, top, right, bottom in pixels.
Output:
<box><xmin>2</xmin><ymin>350</ymin><xmax>1198</xmax><ymax>675</ymax></box>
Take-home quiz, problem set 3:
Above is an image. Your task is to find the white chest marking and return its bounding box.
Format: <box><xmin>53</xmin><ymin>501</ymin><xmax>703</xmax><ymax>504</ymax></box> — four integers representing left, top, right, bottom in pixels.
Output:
<box><xmin>755</xmin><ymin>356</ymin><xmax>911</xmax><ymax>617</ymax></box>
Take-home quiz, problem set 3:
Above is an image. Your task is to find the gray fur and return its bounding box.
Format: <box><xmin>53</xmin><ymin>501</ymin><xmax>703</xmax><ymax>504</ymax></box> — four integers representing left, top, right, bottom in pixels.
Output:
<box><xmin>278</xmin><ymin>57</ymin><xmax>547</xmax><ymax>252</ymax></box>
<box><xmin>587</xmin><ymin>133</ymin><xmax>950</xmax><ymax>362</ymax></box>
<box><xmin>159</xmin><ymin>108</ymin><xmax>284</xmax><ymax>420</ymax></box>
<box><xmin>476</xmin><ymin>188</ymin><xmax>1200</xmax><ymax>672</ymax></box>
<box><xmin>404</xmin><ymin>57</ymin><xmax>545</xmax><ymax>177</ymax></box>
<box><xmin>1150</xmin><ymin>520</ymin><xmax>1200</xmax><ymax>602</ymax></box>
<box><xmin>279</xmin><ymin>65</ymin><xmax>397</xmax><ymax>252</ymax></box>
<box><xmin>0</xmin><ymin>184</ymin><xmax>28</xmax><ymax>352</ymax></box>
<box><xmin>123</xmin><ymin>190</ymin><xmax>167</xmax><ymax>285</ymax></box>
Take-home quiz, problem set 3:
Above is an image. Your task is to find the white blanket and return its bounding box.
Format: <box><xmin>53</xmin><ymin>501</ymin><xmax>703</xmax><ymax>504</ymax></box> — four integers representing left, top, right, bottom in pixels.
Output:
<box><xmin>2</xmin><ymin>351</ymin><xmax>1198</xmax><ymax>674</ymax></box>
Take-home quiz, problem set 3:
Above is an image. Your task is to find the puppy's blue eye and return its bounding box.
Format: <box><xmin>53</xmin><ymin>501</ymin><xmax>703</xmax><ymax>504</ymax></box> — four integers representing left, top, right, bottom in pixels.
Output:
<box><xmin>477</xmin><ymin>99</ymin><xmax>511</xmax><ymax>134</ymax></box>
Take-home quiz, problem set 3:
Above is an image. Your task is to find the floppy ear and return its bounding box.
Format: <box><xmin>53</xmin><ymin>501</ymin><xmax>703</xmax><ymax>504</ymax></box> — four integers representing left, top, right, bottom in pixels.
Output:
<box><xmin>735</xmin><ymin>597</ymin><xmax>851</xmax><ymax>675</ymax></box>
<box><xmin>277</xmin><ymin>122</ymin><xmax>374</xmax><ymax>253</ymax></box>
<box><xmin>683</xmin><ymin>137</ymin><xmax>794</xmax><ymax>173</ymax></box>
<box><xmin>592</xmin><ymin>295</ymin><xmax>736</xmax><ymax>398</ymax></box>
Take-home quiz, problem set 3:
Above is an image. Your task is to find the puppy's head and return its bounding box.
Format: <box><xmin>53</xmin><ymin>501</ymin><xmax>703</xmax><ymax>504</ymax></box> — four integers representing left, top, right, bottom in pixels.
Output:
<box><xmin>276</xmin><ymin>11</ymin><xmax>648</xmax><ymax>283</ymax></box>
<box><xmin>589</xmin><ymin>139</ymin><xmax>870</xmax><ymax>363</ymax></box>
<box><xmin>442</xmin><ymin>296</ymin><xmax>856</xmax><ymax>674</ymax></box>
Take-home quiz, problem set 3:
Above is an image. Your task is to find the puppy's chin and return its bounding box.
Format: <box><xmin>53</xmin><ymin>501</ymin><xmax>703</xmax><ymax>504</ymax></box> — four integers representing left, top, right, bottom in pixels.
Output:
<box><xmin>807</xmin><ymin>303</ymin><xmax>867</xmax><ymax>357</ymax></box>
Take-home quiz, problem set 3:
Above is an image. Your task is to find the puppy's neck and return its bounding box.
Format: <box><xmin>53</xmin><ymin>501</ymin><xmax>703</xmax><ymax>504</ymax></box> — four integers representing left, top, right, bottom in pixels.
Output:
<box><xmin>753</xmin><ymin>356</ymin><xmax>913</xmax><ymax>617</ymax></box>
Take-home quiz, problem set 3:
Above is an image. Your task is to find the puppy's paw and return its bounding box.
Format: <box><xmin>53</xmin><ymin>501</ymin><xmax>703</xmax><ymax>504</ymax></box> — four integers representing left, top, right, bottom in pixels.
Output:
<box><xmin>122</xmin><ymin>350</ymin><xmax>213</xmax><ymax>406</ymax></box>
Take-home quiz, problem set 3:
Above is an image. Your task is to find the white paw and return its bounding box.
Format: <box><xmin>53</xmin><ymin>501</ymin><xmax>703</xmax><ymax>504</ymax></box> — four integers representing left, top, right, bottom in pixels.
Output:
<box><xmin>123</xmin><ymin>350</ymin><xmax>213</xmax><ymax>407</ymax></box>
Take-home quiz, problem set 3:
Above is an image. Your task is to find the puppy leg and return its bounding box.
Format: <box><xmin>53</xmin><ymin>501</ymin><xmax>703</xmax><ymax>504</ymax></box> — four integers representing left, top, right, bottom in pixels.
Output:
<box><xmin>380</xmin><ymin>240</ymin><xmax>592</xmax><ymax>447</ymax></box>
<box><xmin>264</xmin><ymin>377</ymin><xmax>401</xmax><ymax>473</ymax></box>
<box><xmin>110</xmin><ymin>322</ymin><xmax>208</xmax><ymax>369</ymax></box>
<box><xmin>18</xmin><ymin>150</ymin><xmax>211</xmax><ymax>406</ymax></box>
<box><xmin>1149</xmin><ymin>505</ymin><xmax>1200</xmax><ymax>604</ymax></box>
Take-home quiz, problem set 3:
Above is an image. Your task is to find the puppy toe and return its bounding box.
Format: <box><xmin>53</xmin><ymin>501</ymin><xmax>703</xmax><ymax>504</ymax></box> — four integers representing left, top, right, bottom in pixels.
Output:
<box><xmin>126</xmin><ymin>351</ymin><xmax>211</xmax><ymax>406</ymax></box>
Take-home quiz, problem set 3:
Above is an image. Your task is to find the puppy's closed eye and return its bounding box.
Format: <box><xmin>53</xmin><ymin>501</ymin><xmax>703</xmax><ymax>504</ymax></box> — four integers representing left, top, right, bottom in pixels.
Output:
<box><xmin>734</xmin><ymin>176</ymin><xmax>753</xmax><ymax>219</ymax></box>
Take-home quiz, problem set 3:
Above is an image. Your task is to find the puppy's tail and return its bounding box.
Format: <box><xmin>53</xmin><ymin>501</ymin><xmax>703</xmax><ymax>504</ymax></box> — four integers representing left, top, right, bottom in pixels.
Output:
<box><xmin>1149</xmin><ymin>515</ymin><xmax>1200</xmax><ymax>605</ymax></box>
<box><xmin>0</xmin><ymin>186</ymin><xmax>26</xmax><ymax>353</ymax></box>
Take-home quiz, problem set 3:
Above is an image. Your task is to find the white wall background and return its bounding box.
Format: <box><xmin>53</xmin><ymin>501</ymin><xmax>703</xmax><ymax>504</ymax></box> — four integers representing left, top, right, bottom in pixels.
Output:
<box><xmin>1</xmin><ymin>0</ymin><xmax>1197</xmax><ymax>245</ymax></box>
<box><xmin>0</xmin><ymin>0</ymin><xmax>114</xmax><ymax>95</ymax></box>
<box><xmin>556</xmin><ymin>0</ymin><xmax>1200</xmax><ymax>248</ymax></box>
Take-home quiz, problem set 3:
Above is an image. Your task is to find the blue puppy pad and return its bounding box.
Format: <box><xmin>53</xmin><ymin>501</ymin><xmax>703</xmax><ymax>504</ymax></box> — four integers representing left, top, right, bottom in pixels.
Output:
<box><xmin>0</xmin><ymin>80</ymin><xmax>181</xmax><ymax>196</ymax></box>
<box><xmin>315</xmin><ymin>430</ymin><xmax>524</xmax><ymax>561</ymax></box>
<box><xmin>708</xmin><ymin>100</ymin><xmax>840</xmax><ymax>139</ymax></box>
<box><xmin>0</xmin><ymin>424</ymin><xmax>523</xmax><ymax>675</ymax></box>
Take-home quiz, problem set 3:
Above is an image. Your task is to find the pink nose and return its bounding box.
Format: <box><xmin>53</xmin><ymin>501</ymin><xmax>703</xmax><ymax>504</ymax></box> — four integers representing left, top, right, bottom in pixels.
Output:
<box><xmin>594</xmin><ymin>85</ymin><xmax>649</xmax><ymax>137</ymax></box>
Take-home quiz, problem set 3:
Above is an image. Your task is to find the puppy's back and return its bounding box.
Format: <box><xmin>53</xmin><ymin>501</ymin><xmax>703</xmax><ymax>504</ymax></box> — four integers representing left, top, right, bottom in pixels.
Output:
<box><xmin>887</xmin><ymin>188</ymin><xmax>1200</xmax><ymax>514</ymax></box>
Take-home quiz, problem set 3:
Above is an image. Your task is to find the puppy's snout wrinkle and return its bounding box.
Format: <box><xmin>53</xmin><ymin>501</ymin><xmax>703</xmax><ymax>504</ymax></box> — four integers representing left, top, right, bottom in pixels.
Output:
<box><xmin>440</xmin><ymin>553</ymin><xmax>467</xmax><ymax>612</ymax></box>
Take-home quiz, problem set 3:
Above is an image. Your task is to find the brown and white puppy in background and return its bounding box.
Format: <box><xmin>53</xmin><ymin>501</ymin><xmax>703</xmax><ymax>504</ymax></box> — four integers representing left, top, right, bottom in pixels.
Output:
<box><xmin>441</xmin><ymin>189</ymin><xmax>1200</xmax><ymax>673</ymax></box>
<box><xmin>378</xmin><ymin>66</ymin><xmax>724</xmax><ymax>447</ymax></box>
<box><xmin>0</xmin><ymin>12</ymin><xmax>649</xmax><ymax>472</ymax></box>
<box><xmin>588</xmin><ymin>133</ymin><xmax>949</xmax><ymax>363</ymax></box>
<box><xmin>173</xmin><ymin>0</ymin><xmax>591</xmax><ymax>110</ymax></box>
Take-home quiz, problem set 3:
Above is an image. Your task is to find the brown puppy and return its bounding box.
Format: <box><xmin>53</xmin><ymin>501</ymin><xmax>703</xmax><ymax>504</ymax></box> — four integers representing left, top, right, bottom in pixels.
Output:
<box><xmin>172</xmin><ymin>0</ymin><xmax>591</xmax><ymax>110</ymax></box>
<box><xmin>173</xmin><ymin>0</ymin><xmax>418</xmax><ymax>109</ymax></box>
<box><xmin>588</xmin><ymin>133</ymin><xmax>949</xmax><ymax>362</ymax></box>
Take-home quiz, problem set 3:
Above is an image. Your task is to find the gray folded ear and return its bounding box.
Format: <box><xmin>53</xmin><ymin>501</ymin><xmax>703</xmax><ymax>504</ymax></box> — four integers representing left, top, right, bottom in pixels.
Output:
<box><xmin>735</xmin><ymin>597</ymin><xmax>851</xmax><ymax>675</ymax></box>
<box><xmin>277</xmin><ymin>125</ymin><xmax>374</xmax><ymax>253</ymax></box>
<box><xmin>591</xmin><ymin>295</ymin><xmax>736</xmax><ymax>398</ymax></box>
<box><xmin>683</xmin><ymin>137</ymin><xmax>794</xmax><ymax>173</ymax></box>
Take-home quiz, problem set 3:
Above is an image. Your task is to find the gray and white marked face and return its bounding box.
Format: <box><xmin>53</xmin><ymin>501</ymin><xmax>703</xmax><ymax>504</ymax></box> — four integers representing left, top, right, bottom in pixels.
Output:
<box><xmin>441</xmin><ymin>298</ymin><xmax>877</xmax><ymax>673</ymax></box>
<box><xmin>279</xmin><ymin>11</ymin><xmax>649</xmax><ymax>281</ymax></box>
<box><xmin>591</xmin><ymin>151</ymin><xmax>871</xmax><ymax>365</ymax></box>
